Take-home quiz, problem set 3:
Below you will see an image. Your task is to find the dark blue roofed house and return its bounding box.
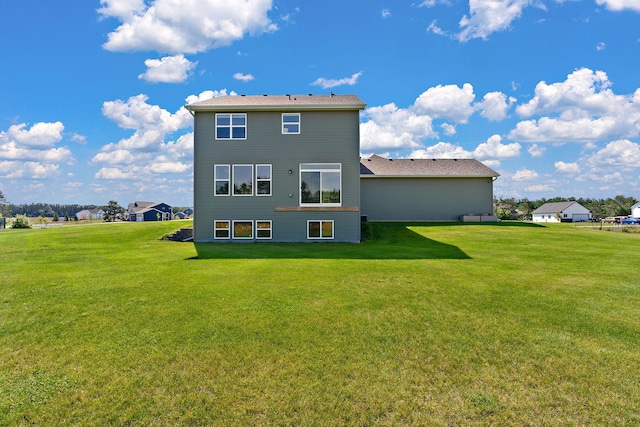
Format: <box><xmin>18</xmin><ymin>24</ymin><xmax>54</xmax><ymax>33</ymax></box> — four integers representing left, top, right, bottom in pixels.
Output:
<box><xmin>186</xmin><ymin>94</ymin><xmax>366</xmax><ymax>242</ymax></box>
<box><xmin>127</xmin><ymin>201</ymin><xmax>172</xmax><ymax>222</ymax></box>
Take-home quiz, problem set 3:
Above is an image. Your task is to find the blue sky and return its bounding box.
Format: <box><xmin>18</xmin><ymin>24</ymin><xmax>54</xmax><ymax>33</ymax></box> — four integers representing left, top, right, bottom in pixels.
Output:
<box><xmin>1</xmin><ymin>0</ymin><xmax>640</xmax><ymax>206</ymax></box>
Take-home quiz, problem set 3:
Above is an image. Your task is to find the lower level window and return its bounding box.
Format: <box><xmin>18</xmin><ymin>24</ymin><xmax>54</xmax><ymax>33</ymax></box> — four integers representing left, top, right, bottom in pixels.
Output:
<box><xmin>256</xmin><ymin>221</ymin><xmax>272</xmax><ymax>239</ymax></box>
<box><xmin>307</xmin><ymin>220</ymin><xmax>334</xmax><ymax>240</ymax></box>
<box><xmin>214</xmin><ymin>220</ymin><xmax>230</xmax><ymax>239</ymax></box>
<box><xmin>233</xmin><ymin>221</ymin><xmax>253</xmax><ymax>239</ymax></box>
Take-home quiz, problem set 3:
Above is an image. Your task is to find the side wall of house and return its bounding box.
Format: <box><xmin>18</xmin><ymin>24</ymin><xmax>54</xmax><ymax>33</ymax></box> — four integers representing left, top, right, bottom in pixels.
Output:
<box><xmin>360</xmin><ymin>177</ymin><xmax>494</xmax><ymax>221</ymax></box>
<box><xmin>532</xmin><ymin>213</ymin><xmax>559</xmax><ymax>222</ymax></box>
<box><xmin>563</xmin><ymin>204</ymin><xmax>591</xmax><ymax>221</ymax></box>
<box><xmin>193</xmin><ymin>110</ymin><xmax>361</xmax><ymax>242</ymax></box>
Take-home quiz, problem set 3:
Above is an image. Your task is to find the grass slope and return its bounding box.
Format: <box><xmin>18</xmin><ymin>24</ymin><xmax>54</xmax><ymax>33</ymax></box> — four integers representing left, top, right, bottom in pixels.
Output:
<box><xmin>1</xmin><ymin>221</ymin><xmax>639</xmax><ymax>425</ymax></box>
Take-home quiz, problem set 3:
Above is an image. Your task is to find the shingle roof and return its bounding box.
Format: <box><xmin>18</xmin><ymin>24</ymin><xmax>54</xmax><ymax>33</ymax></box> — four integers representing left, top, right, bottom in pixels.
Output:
<box><xmin>186</xmin><ymin>94</ymin><xmax>366</xmax><ymax>112</ymax></box>
<box><xmin>360</xmin><ymin>154</ymin><xmax>500</xmax><ymax>178</ymax></box>
<box><xmin>532</xmin><ymin>201</ymin><xmax>582</xmax><ymax>214</ymax></box>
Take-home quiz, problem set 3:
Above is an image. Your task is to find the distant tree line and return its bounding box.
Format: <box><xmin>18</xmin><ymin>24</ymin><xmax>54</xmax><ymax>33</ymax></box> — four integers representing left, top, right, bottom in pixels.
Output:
<box><xmin>0</xmin><ymin>203</ymin><xmax>99</xmax><ymax>219</ymax></box>
<box><xmin>494</xmin><ymin>195</ymin><xmax>637</xmax><ymax>221</ymax></box>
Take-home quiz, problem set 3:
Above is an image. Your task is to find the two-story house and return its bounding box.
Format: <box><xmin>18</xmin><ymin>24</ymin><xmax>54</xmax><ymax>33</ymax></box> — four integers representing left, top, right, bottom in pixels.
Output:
<box><xmin>186</xmin><ymin>94</ymin><xmax>366</xmax><ymax>242</ymax></box>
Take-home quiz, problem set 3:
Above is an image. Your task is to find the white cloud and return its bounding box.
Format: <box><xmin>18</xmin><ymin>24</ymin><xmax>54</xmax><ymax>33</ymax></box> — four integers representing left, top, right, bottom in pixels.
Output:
<box><xmin>515</xmin><ymin>68</ymin><xmax>616</xmax><ymax>117</ymax></box>
<box><xmin>98</xmin><ymin>0</ymin><xmax>146</xmax><ymax>21</ymax></box>
<box><xmin>596</xmin><ymin>42</ymin><xmax>606</xmax><ymax>51</ymax></box>
<box><xmin>102</xmin><ymin>93</ymin><xmax>188</xmax><ymax>131</ymax></box>
<box><xmin>440</xmin><ymin>123</ymin><xmax>457</xmax><ymax>136</ymax></box>
<box><xmin>427</xmin><ymin>20</ymin><xmax>448</xmax><ymax>36</ymax></box>
<box><xmin>0</xmin><ymin>122</ymin><xmax>64</xmax><ymax>148</ymax></box>
<box><xmin>149</xmin><ymin>161</ymin><xmax>190</xmax><ymax>174</ymax></box>
<box><xmin>311</xmin><ymin>72</ymin><xmax>363</xmax><ymax>89</ymax></box>
<box><xmin>555</xmin><ymin>161</ymin><xmax>581</xmax><ymax>174</ymax></box>
<box><xmin>184</xmin><ymin>89</ymin><xmax>235</xmax><ymax>105</ymax></box>
<box><xmin>71</xmin><ymin>134</ymin><xmax>87</xmax><ymax>144</ymax></box>
<box><xmin>138</xmin><ymin>54</ymin><xmax>197</xmax><ymax>83</ymax></box>
<box><xmin>0</xmin><ymin>122</ymin><xmax>73</xmax><ymax>180</ymax></box>
<box><xmin>233</xmin><ymin>72</ymin><xmax>255</xmax><ymax>82</ymax></box>
<box><xmin>458</xmin><ymin>0</ymin><xmax>537</xmax><ymax>42</ymax></box>
<box><xmin>525</xmin><ymin>184</ymin><xmax>554</xmax><ymax>192</ymax></box>
<box><xmin>100</xmin><ymin>0</ymin><xmax>277</xmax><ymax>54</ymax></box>
<box><xmin>413</xmin><ymin>83</ymin><xmax>476</xmax><ymax>123</ymax></box>
<box><xmin>417</xmin><ymin>0</ymin><xmax>451</xmax><ymax>6</ymax></box>
<box><xmin>91</xmin><ymin>149</ymin><xmax>137</xmax><ymax>165</ymax></box>
<box><xmin>94</xmin><ymin>167</ymin><xmax>135</xmax><ymax>180</ymax></box>
<box><xmin>360</xmin><ymin>83</ymin><xmax>518</xmax><ymax>153</ymax></box>
<box><xmin>473</xmin><ymin>134</ymin><xmax>521</xmax><ymax>159</ymax></box>
<box><xmin>1</xmin><ymin>161</ymin><xmax>59</xmax><ymax>179</ymax></box>
<box><xmin>528</xmin><ymin>143</ymin><xmax>546</xmax><ymax>157</ymax></box>
<box><xmin>509</xmin><ymin>68</ymin><xmax>640</xmax><ymax>143</ymax></box>
<box><xmin>475</xmin><ymin>92</ymin><xmax>515</xmax><ymax>121</ymax></box>
<box><xmin>0</xmin><ymin>142</ymin><xmax>72</xmax><ymax>163</ymax></box>
<box><xmin>382</xmin><ymin>9</ymin><xmax>391</xmax><ymax>18</ymax></box>
<box><xmin>360</xmin><ymin>103</ymin><xmax>435</xmax><ymax>151</ymax></box>
<box><xmin>584</xmin><ymin>139</ymin><xmax>640</xmax><ymax>171</ymax></box>
<box><xmin>513</xmin><ymin>168</ymin><xmax>538</xmax><ymax>181</ymax></box>
<box><xmin>409</xmin><ymin>142</ymin><xmax>473</xmax><ymax>158</ymax></box>
<box><xmin>596</xmin><ymin>0</ymin><xmax>640</xmax><ymax>12</ymax></box>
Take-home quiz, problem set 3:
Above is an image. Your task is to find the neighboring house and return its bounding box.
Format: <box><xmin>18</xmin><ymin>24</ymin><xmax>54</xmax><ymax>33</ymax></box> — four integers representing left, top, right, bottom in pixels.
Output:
<box><xmin>631</xmin><ymin>202</ymin><xmax>640</xmax><ymax>218</ymax></box>
<box><xmin>127</xmin><ymin>201</ymin><xmax>172</xmax><ymax>222</ymax></box>
<box><xmin>76</xmin><ymin>208</ymin><xmax>104</xmax><ymax>221</ymax></box>
<box><xmin>174</xmin><ymin>208</ymin><xmax>193</xmax><ymax>220</ymax></box>
<box><xmin>186</xmin><ymin>94</ymin><xmax>366</xmax><ymax>242</ymax></box>
<box><xmin>360</xmin><ymin>155</ymin><xmax>499</xmax><ymax>221</ymax></box>
<box><xmin>531</xmin><ymin>201</ymin><xmax>591</xmax><ymax>223</ymax></box>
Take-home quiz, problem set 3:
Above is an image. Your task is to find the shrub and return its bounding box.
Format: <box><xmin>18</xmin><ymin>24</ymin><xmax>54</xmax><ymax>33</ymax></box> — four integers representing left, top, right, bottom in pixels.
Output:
<box><xmin>11</xmin><ymin>214</ymin><xmax>31</xmax><ymax>229</ymax></box>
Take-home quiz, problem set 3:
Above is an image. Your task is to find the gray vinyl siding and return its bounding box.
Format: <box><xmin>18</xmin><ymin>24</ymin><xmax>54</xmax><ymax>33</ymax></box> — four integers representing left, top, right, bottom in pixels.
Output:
<box><xmin>193</xmin><ymin>110</ymin><xmax>361</xmax><ymax>242</ymax></box>
<box><xmin>360</xmin><ymin>177</ymin><xmax>494</xmax><ymax>221</ymax></box>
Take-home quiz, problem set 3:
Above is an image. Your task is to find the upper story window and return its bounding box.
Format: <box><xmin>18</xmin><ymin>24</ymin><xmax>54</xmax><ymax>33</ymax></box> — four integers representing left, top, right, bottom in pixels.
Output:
<box><xmin>256</xmin><ymin>164</ymin><xmax>272</xmax><ymax>196</ymax></box>
<box><xmin>300</xmin><ymin>163</ymin><xmax>341</xmax><ymax>206</ymax></box>
<box><xmin>282</xmin><ymin>113</ymin><xmax>300</xmax><ymax>134</ymax></box>
<box><xmin>233</xmin><ymin>165</ymin><xmax>253</xmax><ymax>196</ymax></box>
<box><xmin>216</xmin><ymin>113</ymin><xmax>246</xmax><ymax>140</ymax></box>
<box><xmin>214</xmin><ymin>165</ymin><xmax>230</xmax><ymax>196</ymax></box>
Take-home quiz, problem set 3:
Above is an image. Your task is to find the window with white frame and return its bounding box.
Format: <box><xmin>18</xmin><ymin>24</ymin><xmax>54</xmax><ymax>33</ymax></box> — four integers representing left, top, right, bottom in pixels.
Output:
<box><xmin>256</xmin><ymin>164</ymin><xmax>272</xmax><ymax>196</ymax></box>
<box><xmin>214</xmin><ymin>165</ymin><xmax>230</xmax><ymax>196</ymax></box>
<box><xmin>282</xmin><ymin>113</ymin><xmax>300</xmax><ymax>134</ymax></box>
<box><xmin>300</xmin><ymin>164</ymin><xmax>341</xmax><ymax>206</ymax></box>
<box><xmin>256</xmin><ymin>221</ymin><xmax>272</xmax><ymax>239</ymax></box>
<box><xmin>214</xmin><ymin>220</ymin><xmax>230</xmax><ymax>239</ymax></box>
<box><xmin>216</xmin><ymin>113</ymin><xmax>246</xmax><ymax>140</ymax></box>
<box><xmin>307</xmin><ymin>220</ymin><xmax>334</xmax><ymax>239</ymax></box>
<box><xmin>233</xmin><ymin>221</ymin><xmax>253</xmax><ymax>239</ymax></box>
<box><xmin>233</xmin><ymin>165</ymin><xmax>253</xmax><ymax>195</ymax></box>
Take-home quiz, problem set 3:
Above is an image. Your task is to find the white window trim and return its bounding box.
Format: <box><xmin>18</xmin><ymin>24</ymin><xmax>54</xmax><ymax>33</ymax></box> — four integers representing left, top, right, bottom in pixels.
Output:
<box><xmin>307</xmin><ymin>220</ymin><xmax>334</xmax><ymax>240</ymax></box>
<box><xmin>256</xmin><ymin>164</ymin><xmax>272</xmax><ymax>197</ymax></box>
<box><xmin>282</xmin><ymin>113</ymin><xmax>300</xmax><ymax>134</ymax></box>
<box><xmin>299</xmin><ymin>163</ymin><xmax>342</xmax><ymax>207</ymax></box>
<box><xmin>232</xmin><ymin>164</ymin><xmax>253</xmax><ymax>196</ymax></box>
<box><xmin>214</xmin><ymin>164</ymin><xmax>230</xmax><ymax>197</ymax></box>
<box><xmin>256</xmin><ymin>220</ymin><xmax>272</xmax><ymax>240</ymax></box>
<box><xmin>214</xmin><ymin>220</ymin><xmax>230</xmax><ymax>240</ymax></box>
<box><xmin>215</xmin><ymin>113</ymin><xmax>247</xmax><ymax>140</ymax></box>
<box><xmin>232</xmin><ymin>220</ymin><xmax>254</xmax><ymax>239</ymax></box>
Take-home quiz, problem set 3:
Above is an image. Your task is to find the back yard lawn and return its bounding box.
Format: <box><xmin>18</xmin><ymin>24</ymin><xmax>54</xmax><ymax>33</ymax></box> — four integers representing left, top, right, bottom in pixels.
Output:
<box><xmin>1</xmin><ymin>221</ymin><xmax>639</xmax><ymax>425</ymax></box>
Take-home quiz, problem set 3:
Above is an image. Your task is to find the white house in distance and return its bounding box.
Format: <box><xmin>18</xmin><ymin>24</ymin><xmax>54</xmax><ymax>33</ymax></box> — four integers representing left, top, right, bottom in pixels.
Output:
<box><xmin>531</xmin><ymin>201</ymin><xmax>591</xmax><ymax>223</ymax></box>
<box><xmin>630</xmin><ymin>202</ymin><xmax>640</xmax><ymax>218</ymax></box>
<box><xmin>76</xmin><ymin>208</ymin><xmax>104</xmax><ymax>221</ymax></box>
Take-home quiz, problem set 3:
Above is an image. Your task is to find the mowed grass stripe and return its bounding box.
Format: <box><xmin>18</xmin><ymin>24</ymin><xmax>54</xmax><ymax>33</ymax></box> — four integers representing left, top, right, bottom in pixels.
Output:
<box><xmin>1</xmin><ymin>221</ymin><xmax>639</xmax><ymax>425</ymax></box>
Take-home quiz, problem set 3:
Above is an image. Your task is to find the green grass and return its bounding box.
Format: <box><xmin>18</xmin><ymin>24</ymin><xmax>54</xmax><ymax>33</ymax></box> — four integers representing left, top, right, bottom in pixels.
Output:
<box><xmin>1</xmin><ymin>221</ymin><xmax>639</xmax><ymax>425</ymax></box>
